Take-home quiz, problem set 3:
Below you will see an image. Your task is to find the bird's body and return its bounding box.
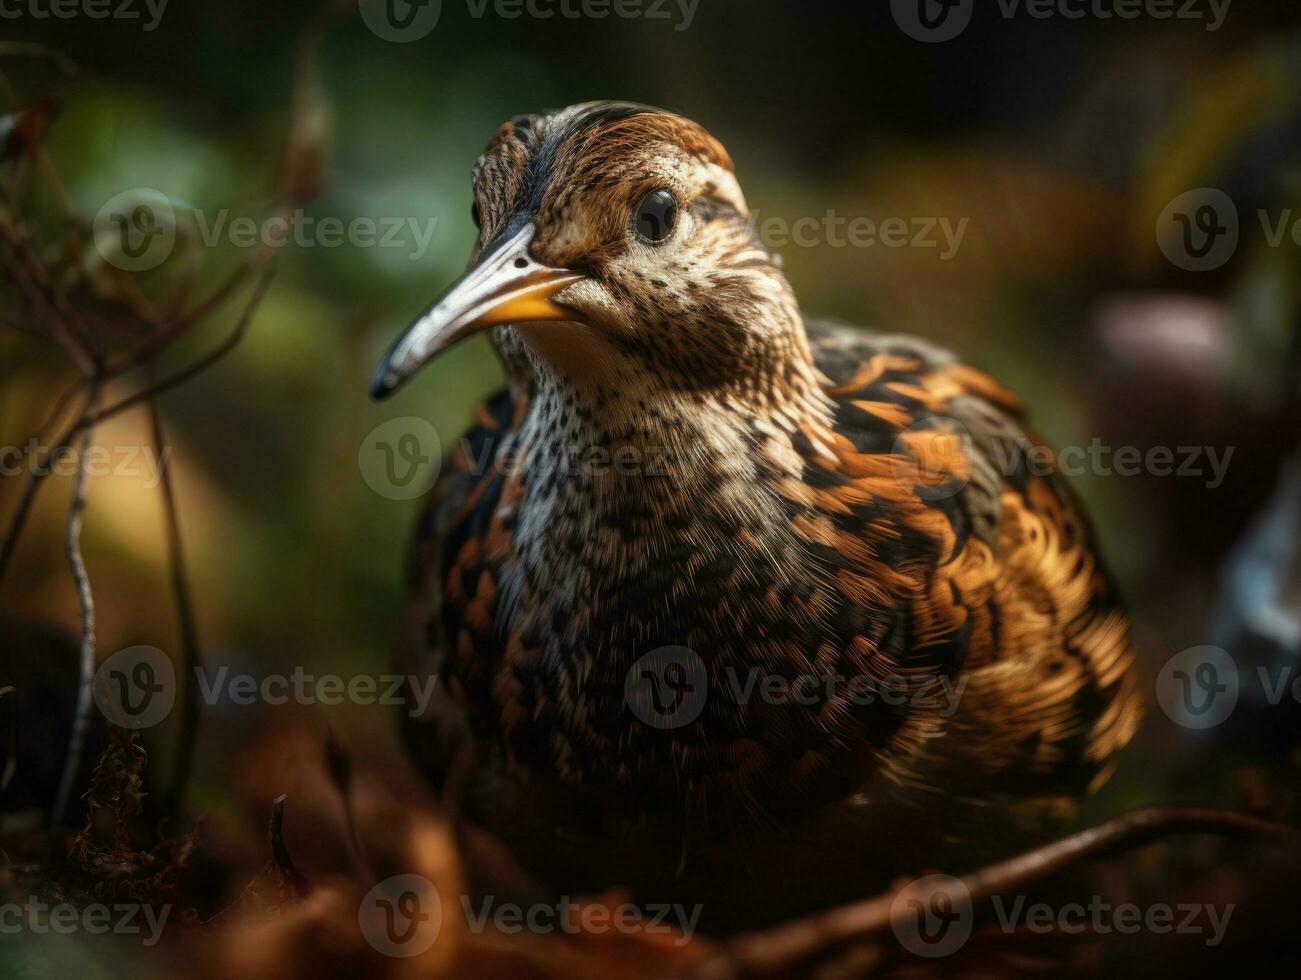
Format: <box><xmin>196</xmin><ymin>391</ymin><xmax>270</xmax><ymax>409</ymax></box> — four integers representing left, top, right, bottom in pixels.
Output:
<box><xmin>374</xmin><ymin>102</ymin><xmax>1141</xmax><ymax>922</ymax></box>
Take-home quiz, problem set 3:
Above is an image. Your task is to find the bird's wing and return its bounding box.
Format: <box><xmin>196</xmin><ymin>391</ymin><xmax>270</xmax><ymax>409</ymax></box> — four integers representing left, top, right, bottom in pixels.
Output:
<box><xmin>396</xmin><ymin>386</ymin><xmax>520</xmax><ymax>784</ymax></box>
<box><xmin>804</xmin><ymin>318</ymin><xmax>1141</xmax><ymax>810</ymax></box>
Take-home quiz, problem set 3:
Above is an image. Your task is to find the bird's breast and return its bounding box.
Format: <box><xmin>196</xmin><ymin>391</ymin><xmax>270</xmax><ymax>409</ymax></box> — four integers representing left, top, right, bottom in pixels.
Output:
<box><xmin>434</xmin><ymin>408</ymin><xmax>931</xmax><ymax>812</ymax></box>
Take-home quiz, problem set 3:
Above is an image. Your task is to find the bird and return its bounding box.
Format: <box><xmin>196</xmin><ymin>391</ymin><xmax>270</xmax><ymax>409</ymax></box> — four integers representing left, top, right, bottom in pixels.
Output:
<box><xmin>370</xmin><ymin>101</ymin><xmax>1142</xmax><ymax>926</ymax></box>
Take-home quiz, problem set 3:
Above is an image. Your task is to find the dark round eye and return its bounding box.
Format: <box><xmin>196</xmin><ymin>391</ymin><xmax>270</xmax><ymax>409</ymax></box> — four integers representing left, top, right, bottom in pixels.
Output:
<box><xmin>471</xmin><ymin>200</ymin><xmax>482</xmax><ymax>228</ymax></box>
<box><xmin>634</xmin><ymin>189</ymin><xmax>678</xmax><ymax>243</ymax></box>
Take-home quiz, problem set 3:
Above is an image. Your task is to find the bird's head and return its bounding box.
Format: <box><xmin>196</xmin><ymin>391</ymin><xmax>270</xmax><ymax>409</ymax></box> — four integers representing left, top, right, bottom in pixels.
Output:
<box><xmin>371</xmin><ymin>101</ymin><xmax>817</xmax><ymax>408</ymax></box>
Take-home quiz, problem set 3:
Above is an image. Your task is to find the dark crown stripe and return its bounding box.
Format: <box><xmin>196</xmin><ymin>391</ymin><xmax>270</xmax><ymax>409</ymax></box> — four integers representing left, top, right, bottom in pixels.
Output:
<box><xmin>520</xmin><ymin>101</ymin><xmax>658</xmax><ymax>216</ymax></box>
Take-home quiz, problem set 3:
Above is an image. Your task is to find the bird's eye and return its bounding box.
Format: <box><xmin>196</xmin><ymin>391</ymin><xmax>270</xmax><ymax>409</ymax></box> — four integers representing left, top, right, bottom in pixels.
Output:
<box><xmin>634</xmin><ymin>189</ymin><xmax>678</xmax><ymax>243</ymax></box>
<box><xmin>471</xmin><ymin>201</ymin><xmax>482</xmax><ymax>228</ymax></box>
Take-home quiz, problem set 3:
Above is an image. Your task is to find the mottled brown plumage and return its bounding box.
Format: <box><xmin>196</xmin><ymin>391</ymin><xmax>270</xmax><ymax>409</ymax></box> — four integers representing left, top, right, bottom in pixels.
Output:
<box><xmin>372</xmin><ymin>102</ymin><xmax>1141</xmax><ymax>924</ymax></box>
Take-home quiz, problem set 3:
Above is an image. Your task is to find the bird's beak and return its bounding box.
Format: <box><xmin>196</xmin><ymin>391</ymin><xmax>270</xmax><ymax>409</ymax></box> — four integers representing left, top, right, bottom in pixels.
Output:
<box><xmin>370</xmin><ymin>222</ymin><xmax>583</xmax><ymax>399</ymax></box>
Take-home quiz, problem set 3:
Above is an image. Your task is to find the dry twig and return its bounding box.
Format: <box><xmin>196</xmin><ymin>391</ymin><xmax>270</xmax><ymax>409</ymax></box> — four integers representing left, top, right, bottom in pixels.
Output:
<box><xmin>1</xmin><ymin>21</ymin><xmax>322</xmax><ymax>834</ymax></box>
<box><xmin>269</xmin><ymin>794</ymin><xmax>311</xmax><ymax>899</ymax></box>
<box><xmin>51</xmin><ymin>382</ymin><xmax>102</xmax><ymax>829</ymax></box>
<box><xmin>148</xmin><ymin>375</ymin><xmax>202</xmax><ymax>820</ymax></box>
<box><xmin>695</xmin><ymin>807</ymin><xmax>1294</xmax><ymax>978</ymax></box>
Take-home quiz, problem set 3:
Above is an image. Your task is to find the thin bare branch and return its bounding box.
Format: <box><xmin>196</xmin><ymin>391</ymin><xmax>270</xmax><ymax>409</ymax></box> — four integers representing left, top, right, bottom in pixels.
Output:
<box><xmin>0</xmin><ymin>210</ymin><xmax>96</xmax><ymax>375</ymax></box>
<box><xmin>0</xmin><ymin>685</ymin><xmax>15</xmax><ymax>793</ymax></box>
<box><xmin>32</xmin><ymin>375</ymin><xmax>84</xmax><ymax>436</ymax></box>
<box><xmin>105</xmin><ymin>255</ymin><xmax>263</xmax><ymax>377</ymax></box>
<box><xmin>0</xmin><ymin>384</ymin><xmax>91</xmax><ymax>587</ymax></box>
<box><xmin>148</xmin><ymin>379</ymin><xmax>202</xmax><ymax>819</ymax></box>
<box><xmin>90</xmin><ymin>265</ymin><xmax>275</xmax><ymax>423</ymax></box>
<box><xmin>697</xmin><ymin>807</ymin><xmax>1294</xmax><ymax>979</ymax></box>
<box><xmin>51</xmin><ymin>380</ymin><xmax>101</xmax><ymax>828</ymax></box>
<box><xmin>269</xmin><ymin>794</ymin><xmax>311</xmax><ymax>898</ymax></box>
<box><xmin>0</xmin><ymin>266</ymin><xmax>275</xmax><ymax>589</ymax></box>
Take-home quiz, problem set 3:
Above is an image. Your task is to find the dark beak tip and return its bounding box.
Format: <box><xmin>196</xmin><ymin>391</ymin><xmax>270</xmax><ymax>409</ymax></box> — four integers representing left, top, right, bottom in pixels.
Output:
<box><xmin>369</xmin><ymin>364</ymin><xmax>398</xmax><ymax>401</ymax></box>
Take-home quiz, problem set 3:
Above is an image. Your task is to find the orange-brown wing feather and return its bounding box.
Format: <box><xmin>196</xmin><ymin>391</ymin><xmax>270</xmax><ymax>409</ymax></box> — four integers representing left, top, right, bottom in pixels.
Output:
<box><xmin>397</xmin><ymin>388</ymin><xmax>520</xmax><ymax>784</ymax></box>
<box><xmin>803</xmin><ymin>321</ymin><xmax>1141</xmax><ymax>815</ymax></box>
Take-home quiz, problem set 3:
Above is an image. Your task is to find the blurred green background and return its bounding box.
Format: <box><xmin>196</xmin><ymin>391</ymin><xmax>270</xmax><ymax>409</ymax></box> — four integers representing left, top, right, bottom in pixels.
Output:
<box><xmin>3</xmin><ymin>0</ymin><xmax>1300</xmax><ymax>844</ymax></box>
